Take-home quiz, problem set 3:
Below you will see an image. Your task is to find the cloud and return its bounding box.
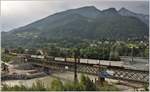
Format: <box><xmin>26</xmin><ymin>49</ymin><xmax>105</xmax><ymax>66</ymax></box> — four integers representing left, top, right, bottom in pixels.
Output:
<box><xmin>1</xmin><ymin>0</ymin><xmax>149</xmax><ymax>31</ymax></box>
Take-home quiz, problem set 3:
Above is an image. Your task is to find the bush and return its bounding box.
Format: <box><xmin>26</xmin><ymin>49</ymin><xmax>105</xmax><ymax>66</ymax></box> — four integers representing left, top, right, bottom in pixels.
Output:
<box><xmin>144</xmin><ymin>84</ymin><xmax>149</xmax><ymax>91</ymax></box>
<box><xmin>50</xmin><ymin>79</ymin><xmax>64</xmax><ymax>91</ymax></box>
<box><xmin>2</xmin><ymin>80</ymin><xmax>46</xmax><ymax>91</ymax></box>
<box><xmin>31</xmin><ymin>80</ymin><xmax>46</xmax><ymax>91</ymax></box>
<box><xmin>2</xmin><ymin>75</ymin><xmax>119</xmax><ymax>91</ymax></box>
<box><xmin>2</xmin><ymin>84</ymin><xmax>28</xmax><ymax>91</ymax></box>
<box><xmin>63</xmin><ymin>82</ymin><xmax>74</xmax><ymax>91</ymax></box>
<box><xmin>80</xmin><ymin>74</ymin><xmax>97</xmax><ymax>91</ymax></box>
<box><xmin>99</xmin><ymin>84</ymin><xmax>119</xmax><ymax>91</ymax></box>
<box><xmin>64</xmin><ymin>81</ymin><xmax>84</xmax><ymax>91</ymax></box>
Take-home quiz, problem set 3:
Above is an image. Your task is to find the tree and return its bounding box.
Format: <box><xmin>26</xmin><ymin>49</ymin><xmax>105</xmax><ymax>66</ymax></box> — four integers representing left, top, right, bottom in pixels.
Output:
<box><xmin>4</xmin><ymin>48</ymin><xmax>10</xmax><ymax>54</ymax></box>
<box><xmin>60</xmin><ymin>48</ymin><xmax>68</xmax><ymax>62</ymax></box>
<box><xmin>144</xmin><ymin>48</ymin><xmax>149</xmax><ymax>58</ymax></box>
<box><xmin>109</xmin><ymin>50</ymin><xmax>120</xmax><ymax>61</ymax></box>
<box><xmin>2</xmin><ymin>54</ymin><xmax>16</xmax><ymax>63</ymax></box>
<box><xmin>80</xmin><ymin>74</ymin><xmax>96</xmax><ymax>91</ymax></box>
<box><xmin>109</xmin><ymin>44</ymin><xmax>120</xmax><ymax>61</ymax></box>
<box><xmin>144</xmin><ymin>84</ymin><xmax>149</xmax><ymax>91</ymax></box>
<box><xmin>64</xmin><ymin>82</ymin><xmax>83</xmax><ymax>91</ymax></box>
<box><xmin>48</xmin><ymin>45</ymin><xmax>60</xmax><ymax>60</ymax></box>
<box><xmin>50</xmin><ymin>79</ymin><xmax>64</xmax><ymax>91</ymax></box>
<box><xmin>16</xmin><ymin>47</ymin><xmax>25</xmax><ymax>54</ymax></box>
<box><xmin>64</xmin><ymin>82</ymin><xmax>74</xmax><ymax>91</ymax></box>
<box><xmin>28</xmin><ymin>48</ymin><xmax>37</xmax><ymax>55</ymax></box>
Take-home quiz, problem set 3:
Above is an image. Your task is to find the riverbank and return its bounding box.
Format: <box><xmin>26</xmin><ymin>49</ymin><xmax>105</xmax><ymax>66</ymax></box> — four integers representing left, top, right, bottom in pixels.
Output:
<box><xmin>2</xmin><ymin>71</ymin><xmax>145</xmax><ymax>91</ymax></box>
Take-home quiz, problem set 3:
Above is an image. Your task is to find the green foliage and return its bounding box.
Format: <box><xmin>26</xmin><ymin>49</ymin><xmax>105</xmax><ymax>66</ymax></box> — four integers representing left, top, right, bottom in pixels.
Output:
<box><xmin>50</xmin><ymin>79</ymin><xmax>64</xmax><ymax>91</ymax></box>
<box><xmin>2</xmin><ymin>10</ymin><xmax>148</xmax><ymax>48</ymax></box>
<box><xmin>144</xmin><ymin>48</ymin><xmax>149</xmax><ymax>58</ymax></box>
<box><xmin>31</xmin><ymin>80</ymin><xmax>46</xmax><ymax>91</ymax></box>
<box><xmin>27</xmin><ymin>48</ymin><xmax>37</xmax><ymax>54</ymax></box>
<box><xmin>3</xmin><ymin>41</ymin><xmax>148</xmax><ymax>62</ymax></box>
<box><xmin>63</xmin><ymin>82</ymin><xmax>84</xmax><ymax>91</ymax></box>
<box><xmin>1</xmin><ymin>54</ymin><xmax>16</xmax><ymax>62</ymax></box>
<box><xmin>63</xmin><ymin>74</ymin><xmax>97</xmax><ymax>91</ymax></box>
<box><xmin>16</xmin><ymin>47</ymin><xmax>25</xmax><ymax>54</ymax></box>
<box><xmin>2</xmin><ymin>80</ymin><xmax>46</xmax><ymax>91</ymax></box>
<box><xmin>63</xmin><ymin>82</ymin><xmax>74</xmax><ymax>91</ymax></box>
<box><xmin>109</xmin><ymin>43</ymin><xmax>121</xmax><ymax>61</ymax></box>
<box><xmin>109</xmin><ymin>51</ymin><xmax>120</xmax><ymax>61</ymax></box>
<box><xmin>80</xmin><ymin>74</ymin><xmax>97</xmax><ymax>91</ymax></box>
<box><xmin>2</xmin><ymin>74</ymin><xmax>119</xmax><ymax>91</ymax></box>
<box><xmin>144</xmin><ymin>84</ymin><xmax>149</xmax><ymax>91</ymax></box>
<box><xmin>98</xmin><ymin>84</ymin><xmax>119</xmax><ymax>91</ymax></box>
<box><xmin>74</xmin><ymin>82</ymin><xmax>84</xmax><ymax>91</ymax></box>
<box><xmin>2</xmin><ymin>84</ymin><xmax>28</xmax><ymax>91</ymax></box>
<box><xmin>48</xmin><ymin>45</ymin><xmax>60</xmax><ymax>56</ymax></box>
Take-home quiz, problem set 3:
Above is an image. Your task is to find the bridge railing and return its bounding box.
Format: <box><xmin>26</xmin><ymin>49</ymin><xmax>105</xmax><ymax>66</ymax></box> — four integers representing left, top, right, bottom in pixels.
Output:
<box><xmin>27</xmin><ymin>58</ymin><xmax>149</xmax><ymax>84</ymax></box>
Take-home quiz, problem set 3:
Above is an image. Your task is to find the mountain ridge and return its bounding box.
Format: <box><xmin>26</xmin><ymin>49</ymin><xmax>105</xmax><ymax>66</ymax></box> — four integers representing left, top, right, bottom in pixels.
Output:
<box><xmin>119</xmin><ymin>7</ymin><xmax>149</xmax><ymax>25</ymax></box>
<box><xmin>2</xmin><ymin>6</ymin><xmax>149</xmax><ymax>48</ymax></box>
<box><xmin>5</xmin><ymin>6</ymin><xmax>148</xmax><ymax>33</ymax></box>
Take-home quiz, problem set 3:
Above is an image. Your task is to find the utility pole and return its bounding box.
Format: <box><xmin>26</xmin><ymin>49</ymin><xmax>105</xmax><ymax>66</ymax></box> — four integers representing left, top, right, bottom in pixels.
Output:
<box><xmin>98</xmin><ymin>55</ymin><xmax>101</xmax><ymax>73</ymax></box>
<box><xmin>129</xmin><ymin>44</ymin><xmax>138</xmax><ymax>64</ymax></box>
<box><xmin>131</xmin><ymin>47</ymin><xmax>134</xmax><ymax>64</ymax></box>
<box><xmin>74</xmin><ymin>56</ymin><xmax>77</xmax><ymax>83</ymax></box>
<box><xmin>77</xmin><ymin>48</ymin><xmax>80</xmax><ymax>63</ymax></box>
<box><xmin>98</xmin><ymin>54</ymin><xmax>105</xmax><ymax>86</ymax></box>
<box><xmin>97</xmin><ymin>56</ymin><xmax>101</xmax><ymax>84</ymax></box>
<box><xmin>74</xmin><ymin>49</ymin><xmax>78</xmax><ymax>84</ymax></box>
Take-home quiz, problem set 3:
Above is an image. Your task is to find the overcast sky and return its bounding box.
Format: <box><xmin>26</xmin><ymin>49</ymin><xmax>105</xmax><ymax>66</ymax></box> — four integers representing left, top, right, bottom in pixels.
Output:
<box><xmin>1</xmin><ymin>0</ymin><xmax>149</xmax><ymax>32</ymax></box>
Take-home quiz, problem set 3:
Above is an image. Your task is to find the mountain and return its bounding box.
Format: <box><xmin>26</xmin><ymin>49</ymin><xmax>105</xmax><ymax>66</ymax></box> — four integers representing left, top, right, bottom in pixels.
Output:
<box><xmin>66</xmin><ymin>6</ymin><xmax>102</xmax><ymax>18</ymax></box>
<box><xmin>102</xmin><ymin>8</ymin><xmax>120</xmax><ymax>16</ymax></box>
<box><xmin>119</xmin><ymin>7</ymin><xmax>149</xmax><ymax>25</ymax></box>
<box><xmin>2</xmin><ymin>6</ymin><xmax>149</xmax><ymax>48</ymax></box>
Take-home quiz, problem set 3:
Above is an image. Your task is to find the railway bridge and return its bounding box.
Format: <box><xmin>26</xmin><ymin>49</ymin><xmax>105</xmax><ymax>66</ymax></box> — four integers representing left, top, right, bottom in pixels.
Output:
<box><xmin>24</xmin><ymin>56</ymin><xmax>149</xmax><ymax>84</ymax></box>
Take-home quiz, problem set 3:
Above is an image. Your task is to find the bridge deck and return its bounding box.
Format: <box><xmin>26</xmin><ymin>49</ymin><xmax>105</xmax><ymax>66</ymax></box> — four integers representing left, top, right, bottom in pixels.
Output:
<box><xmin>27</xmin><ymin>58</ymin><xmax>149</xmax><ymax>84</ymax></box>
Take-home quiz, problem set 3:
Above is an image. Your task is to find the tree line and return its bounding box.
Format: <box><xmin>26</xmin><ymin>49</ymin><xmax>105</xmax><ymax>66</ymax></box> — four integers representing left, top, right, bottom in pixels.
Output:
<box><xmin>2</xmin><ymin>41</ymin><xmax>149</xmax><ymax>62</ymax></box>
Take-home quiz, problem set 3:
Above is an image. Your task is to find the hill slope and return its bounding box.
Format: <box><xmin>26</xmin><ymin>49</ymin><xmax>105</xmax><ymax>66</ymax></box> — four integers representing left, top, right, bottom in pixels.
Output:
<box><xmin>2</xmin><ymin>6</ymin><xmax>149</xmax><ymax>48</ymax></box>
<box><xmin>119</xmin><ymin>8</ymin><xmax>149</xmax><ymax>25</ymax></box>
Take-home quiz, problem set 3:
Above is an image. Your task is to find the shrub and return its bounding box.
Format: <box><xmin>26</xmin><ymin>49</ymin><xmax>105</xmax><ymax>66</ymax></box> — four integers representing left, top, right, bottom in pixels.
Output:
<box><xmin>50</xmin><ymin>79</ymin><xmax>64</xmax><ymax>91</ymax></box>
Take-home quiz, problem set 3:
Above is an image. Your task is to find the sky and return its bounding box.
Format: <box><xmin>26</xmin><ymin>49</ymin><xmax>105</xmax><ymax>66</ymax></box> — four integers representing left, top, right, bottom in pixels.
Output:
<box><xmin>1</xmin><ymin>0</ymin><xmax>149</xmax><ymax>32</ymax></box>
